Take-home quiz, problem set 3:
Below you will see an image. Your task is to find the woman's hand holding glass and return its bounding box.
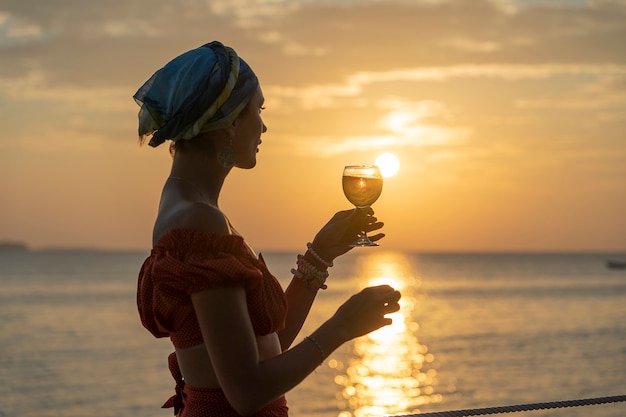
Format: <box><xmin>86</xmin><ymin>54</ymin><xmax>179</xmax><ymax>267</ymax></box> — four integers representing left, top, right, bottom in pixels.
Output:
<box><xmin>311</xmin><ymin>208</ymin><xmax>385</xmax><ymax>263</ymax></box>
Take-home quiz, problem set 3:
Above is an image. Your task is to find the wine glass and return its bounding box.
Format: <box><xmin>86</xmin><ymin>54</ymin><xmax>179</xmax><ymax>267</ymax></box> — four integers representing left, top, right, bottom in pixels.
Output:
<box><xmin>342</xmin><ymin>165</ymin><xmax>383</xmax><ymax>247</ymax></box>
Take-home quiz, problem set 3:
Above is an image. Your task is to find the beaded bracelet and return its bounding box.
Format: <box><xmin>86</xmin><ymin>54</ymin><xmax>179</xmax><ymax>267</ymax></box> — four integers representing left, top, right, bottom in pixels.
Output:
<box><xmin>297</xmin><ymin>254</ymin><xmax>329</xmax><ymax>276</ymax></box>
<box><xmin>306</xmin><ymin>242</ymin><xmax>334</xmax><ymax>268</ymax></box>
<box><xmin>291</xmin><ymin>266</ymin><xmax>328</xmax><ymax>290</ymax></box>
<box><xmin>291</xmin><ymin>254</ymin><xmax>329</xmax><ymax>290</ymax></box>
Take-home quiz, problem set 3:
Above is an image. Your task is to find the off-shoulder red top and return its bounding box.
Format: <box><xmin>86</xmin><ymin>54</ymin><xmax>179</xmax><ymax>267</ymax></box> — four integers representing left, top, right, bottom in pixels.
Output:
<box><xmin>137</xmin><ymin>229</ymin><xmax>288</xmax><ymax>348</ymax></box>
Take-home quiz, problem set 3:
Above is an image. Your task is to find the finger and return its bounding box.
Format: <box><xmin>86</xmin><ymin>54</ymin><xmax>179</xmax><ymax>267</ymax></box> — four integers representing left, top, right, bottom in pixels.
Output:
<box><xmin>390</xmin><ymin>290</ymin><xmax>402</xmax><ymax>303</ymax></box>
<box><xmin>362</xmin><ymin>285</ymin><xmax>397</xmax><ymax>301</ymax></box>
<box><xmin>367</xmin><ymin>233</ymin><xmax>385</xmax><ymax>242</ymax></box>
<box><xmin>364</xmin><ymin>284</ymin><xmax>395</xmax><ymax>292</ymax></box>
<box><xmin>365</xmin><ymin>222</ymin><xmax>384</xmax><ymax>232</ymax></box>
<box><xmin>378</xmin><ymin>289</ymin><xmax>401</xmax><ymax>306</ymax></box>
<box><xmin>379</xmin><ymin>317</ymin><xmax>393</xmax><ymax>328</ymax></box>
<box><xmin>383</xmin><ymin>290</ymin><xmax>402</xmax><ymax>305</ymax></box>
<box><xmin>383</xmin><ymin>300</ymin><xmax>401</xmax><ymax>314</ymax></box>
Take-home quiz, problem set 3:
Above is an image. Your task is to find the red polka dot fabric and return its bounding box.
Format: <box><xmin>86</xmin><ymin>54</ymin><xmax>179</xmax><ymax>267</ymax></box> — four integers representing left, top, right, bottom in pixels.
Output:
<box><xmin>163</xmin><ymin>353</ymin><xmax>289</xmax><ymax>416</ymax></box>
<box><xmin>136</xmin><ymin>229</ymin><xmax>290</xmax><ymax>416</ymax></box>
<box><xmin>137</xmin><ymin>229</ymin><xmax>287</xmax><ymax>348</ymax></box>
<box><xmin>178</xmin><ymin>387</ymin><xmax>288</xmax><ymax>416</ymax></box>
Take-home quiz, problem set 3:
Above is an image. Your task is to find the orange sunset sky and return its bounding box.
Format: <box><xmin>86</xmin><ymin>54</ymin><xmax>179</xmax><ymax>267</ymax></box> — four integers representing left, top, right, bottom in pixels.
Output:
<box><xmin>1</xmin><ymin>0</ymin><xmax>625</xmax><ymax>252</ymax></box>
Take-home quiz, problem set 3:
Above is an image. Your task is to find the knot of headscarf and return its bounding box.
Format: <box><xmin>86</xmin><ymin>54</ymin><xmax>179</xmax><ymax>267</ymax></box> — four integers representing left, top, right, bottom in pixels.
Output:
<box><xmin>133</xmin><ymin>41</ymin><xmax>259</xmax><ymax>147</ymax></box>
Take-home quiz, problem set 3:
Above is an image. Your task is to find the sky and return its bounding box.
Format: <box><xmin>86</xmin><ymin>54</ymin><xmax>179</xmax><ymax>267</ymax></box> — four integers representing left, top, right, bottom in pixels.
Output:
<box><xmin>0</xmin><ymin>0</ymin><xmax>625</xmax><ymax>252</ymax></box>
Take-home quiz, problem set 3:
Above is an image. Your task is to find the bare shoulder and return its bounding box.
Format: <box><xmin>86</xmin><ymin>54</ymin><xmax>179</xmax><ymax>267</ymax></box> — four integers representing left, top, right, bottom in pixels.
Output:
<box><xmin>154</xmin><ymin>202</ymin><xmax>229</xmax><ymax>244</ymax></box>
<box><xmin>182</xmin><ymin>203</ymin><xmax>229</xmax><ymax>233</ymax></box>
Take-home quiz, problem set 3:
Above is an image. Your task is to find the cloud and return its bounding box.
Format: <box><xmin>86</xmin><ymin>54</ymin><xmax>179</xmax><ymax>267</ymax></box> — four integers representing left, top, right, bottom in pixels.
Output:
<box><xmin>265</xmin><ymin>63</ymin><xmax>626</xmax><ymax>111</ymax></box>
<box><xmin>0</xmin><ymin>1</ymin><xmax>241</xmax><ymax>86</ymax></box>
<box><xmin>208</xmin><ymin>0</ymin><xmax>297</xmax><ymax>28</ymax></box>
<box><xmin>1</xmin><ymin>0</ymin><xmax>624</xmax><ymax>150</ymax></box>
<box><xmin>515</xmin><ymin>73</ymin><xmax>626</xmax><ymax>111</ymax></box>
<box><xmin>0</xmin><ymin>71</ymin><xmax>131</xmax><ymax>112</ymax></box>
<box><xmin>353</xmin><ymin>63</ymin><xmax>626</xmax><ymax>83</ymax></box>
<box><xmin>257</xmin><ymin>30</ymin><xmax>329</xmax><ymax>57</ymax></box>
<box><xmin>1</xmin><ymin>0</ymin><xmax>625</xmax><ymax>89</ymax></box>
<box><xmin>269</xmin><ymin>131</ymin><xmax>467</xmax><ymax>157</ymax></box>
<box><xmin>0</xmin><ymin>11</ymin><xmax>44</xmax><ymax>45</ymax></box>
<box><xmin>88</xmin><ymin>18</ymin><xmax>160</xmax><ymax>39</ymax></box>
<box><xmin>438</xmin><ymin>37</ymin><xmax>503</xmax><ymax>53</ymax></box>
<box><xmin>268</xmin><ymin>97</ymin><xmax>471</xmax><ymax>157</ymax></box>
<box><xmin>302</xmin><ymin>126</ymin><xmax>471</xmax><ymax>156</ymax></box>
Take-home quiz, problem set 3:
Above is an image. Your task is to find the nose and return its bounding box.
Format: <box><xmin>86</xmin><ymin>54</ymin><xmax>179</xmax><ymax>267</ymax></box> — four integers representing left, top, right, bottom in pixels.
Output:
<box><xmin>262</xmin><ymin>123</ymin><xmax>267</xmax><ymax>133</ymax></box>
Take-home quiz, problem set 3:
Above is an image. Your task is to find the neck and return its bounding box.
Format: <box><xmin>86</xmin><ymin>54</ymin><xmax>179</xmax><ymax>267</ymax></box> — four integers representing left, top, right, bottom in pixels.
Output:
<box><xmin>169</xmin><ymin>150</ymin><xmax>231</xmax><ymax>207</ymax></box>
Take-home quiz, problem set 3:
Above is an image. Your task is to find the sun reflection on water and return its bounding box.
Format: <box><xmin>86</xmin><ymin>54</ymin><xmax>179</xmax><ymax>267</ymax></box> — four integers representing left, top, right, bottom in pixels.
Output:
<box><xmin>332</xmin><ymin>252</ymin><xmax>442</xmax><ymax>417</ymax></box>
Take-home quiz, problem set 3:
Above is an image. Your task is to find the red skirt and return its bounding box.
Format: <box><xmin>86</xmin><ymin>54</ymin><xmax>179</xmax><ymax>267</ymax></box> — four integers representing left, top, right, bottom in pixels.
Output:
<box><xmin>163</xmin><ymin>352</ymin><xmax>289</xmax><ymax>416</ymax></box>
<box><xmin>178</xmin><ymin>385</ymin><xmax>288</xmax><ymax>417</ymax></box>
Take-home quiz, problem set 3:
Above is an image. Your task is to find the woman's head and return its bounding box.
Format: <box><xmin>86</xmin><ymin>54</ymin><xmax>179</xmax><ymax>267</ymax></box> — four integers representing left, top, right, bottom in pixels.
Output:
<box><xmin>133</xmin><ymin>41</ymin><xmax>259</xmax><ymax>148</ymax></box>
<box><xmin>168</xmin><ymin>86</ymin><xmax>267</xmax><ymax>169</ymax></box>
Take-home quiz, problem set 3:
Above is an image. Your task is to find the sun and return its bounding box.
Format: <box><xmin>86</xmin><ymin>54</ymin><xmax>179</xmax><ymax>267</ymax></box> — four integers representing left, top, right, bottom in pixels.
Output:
<box><xmin>375</xmin><ymin>153</ymin><xmax>400</xmax><ymax>178</ymax></box>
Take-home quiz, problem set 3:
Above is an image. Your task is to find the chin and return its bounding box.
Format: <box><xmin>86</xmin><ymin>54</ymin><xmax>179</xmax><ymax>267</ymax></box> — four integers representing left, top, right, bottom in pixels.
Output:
<box><xmin>237</xmin><ymin>159</ymin><xmax>257</xmax><ymax>169</ymax></box>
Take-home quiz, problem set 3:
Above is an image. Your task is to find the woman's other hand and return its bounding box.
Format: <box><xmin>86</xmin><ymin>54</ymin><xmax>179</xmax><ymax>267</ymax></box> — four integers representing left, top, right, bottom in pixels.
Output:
<box><xmin>330</xmin><ymin>285</ymin><xmax>401</xmax><ymax>341</ymax></box>
<box><xmin>311</xmin><ymin>208</ymin><xmax>384</xmax><ymax>262</ymax></box>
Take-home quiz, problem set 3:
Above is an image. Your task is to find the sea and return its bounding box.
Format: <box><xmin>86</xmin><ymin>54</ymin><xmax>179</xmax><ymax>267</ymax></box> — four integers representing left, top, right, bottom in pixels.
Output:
<box><xmin>0</xmin><ymin>249</ymin><xmax>624</xmax><ymax>417</ymax></box>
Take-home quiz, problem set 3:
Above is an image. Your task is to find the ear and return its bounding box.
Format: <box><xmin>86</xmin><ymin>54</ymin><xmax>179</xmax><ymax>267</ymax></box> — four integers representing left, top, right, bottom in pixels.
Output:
<box><xmin>223</xmin><ymin>123</ymin><xmax>236</xmax><ymax>137</ymax></box>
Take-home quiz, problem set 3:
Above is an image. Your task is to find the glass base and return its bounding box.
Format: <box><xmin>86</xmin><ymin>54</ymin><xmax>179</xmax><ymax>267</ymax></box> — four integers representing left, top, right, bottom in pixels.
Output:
<box><xmin>350</xmin><ymin>233</ymin><xmax>379</xmax><ymax>247</ymax></box>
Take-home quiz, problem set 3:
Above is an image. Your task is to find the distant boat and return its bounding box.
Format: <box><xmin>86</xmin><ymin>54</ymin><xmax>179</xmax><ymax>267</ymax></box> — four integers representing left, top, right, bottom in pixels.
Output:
<box><xmin>606</xmin><ymin>260</ymin><xmax>626</xmax><ymax>270</ymax></box>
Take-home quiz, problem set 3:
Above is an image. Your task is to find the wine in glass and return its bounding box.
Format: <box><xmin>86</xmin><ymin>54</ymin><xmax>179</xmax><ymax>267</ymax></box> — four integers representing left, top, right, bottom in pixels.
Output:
<box><xmin>342</xmin><ymin>165</ymin><xmax>383</xmax><ymax>247</ymax></box>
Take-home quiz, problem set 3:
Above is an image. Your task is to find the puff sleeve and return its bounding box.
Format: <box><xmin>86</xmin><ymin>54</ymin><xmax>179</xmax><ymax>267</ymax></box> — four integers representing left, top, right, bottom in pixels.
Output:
<box><xmin>137</xmin><ymin>229</ymin><xmax>287</xmax><ymax>347</ymax></box>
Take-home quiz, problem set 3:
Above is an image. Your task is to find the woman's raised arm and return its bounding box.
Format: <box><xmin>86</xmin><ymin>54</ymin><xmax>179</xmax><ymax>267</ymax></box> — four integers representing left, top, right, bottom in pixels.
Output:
<box><xmin>192</xmin><ymin>284</ymin><xmax>400</xmax><ymax>416</ymax></box>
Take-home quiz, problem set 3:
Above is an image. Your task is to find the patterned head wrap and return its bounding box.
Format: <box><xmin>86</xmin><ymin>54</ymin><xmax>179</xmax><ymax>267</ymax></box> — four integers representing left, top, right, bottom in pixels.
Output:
<box><xmin>133</xmin><ymin>41</ymin><xmax>259</xmax><ymax>147</ymax></box>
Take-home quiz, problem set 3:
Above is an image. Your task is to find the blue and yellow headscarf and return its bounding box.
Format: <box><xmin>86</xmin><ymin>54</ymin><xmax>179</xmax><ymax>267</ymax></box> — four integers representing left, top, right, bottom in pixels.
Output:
<box><xmin>133</xmin><ymin>41</ymin><xmax>259</xmax><ymax>147</ymax></box>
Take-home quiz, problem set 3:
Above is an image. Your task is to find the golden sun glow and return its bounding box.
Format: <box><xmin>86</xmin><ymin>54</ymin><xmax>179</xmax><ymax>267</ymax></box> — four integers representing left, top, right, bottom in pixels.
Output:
<box><xmin>382</xmin><ymin>111</ymin><xmax>415</xmax><ymax>133</ymax></box>
<box><xmin>375</xmin><ymin>153</ymin><xmax>400</xmax><ymax>178</ymax></box>
<box><xmin>331</xmin><ymin>253</ymin><xmax>441</xmax><ymax>416</ymax></box>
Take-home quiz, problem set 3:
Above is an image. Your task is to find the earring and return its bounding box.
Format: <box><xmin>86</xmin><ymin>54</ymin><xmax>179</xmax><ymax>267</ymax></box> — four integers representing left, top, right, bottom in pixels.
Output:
<box><xmin>217</xmin><ymin>140</ymin><xmax>236</xmax><ymax>168</ymax></box>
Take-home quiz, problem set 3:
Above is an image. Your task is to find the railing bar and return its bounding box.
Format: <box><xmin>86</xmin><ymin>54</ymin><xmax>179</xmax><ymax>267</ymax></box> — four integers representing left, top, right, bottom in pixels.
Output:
<box><xmin>388</xmin><ymin>394</ymin><xmax>626</xmax><ymax>417</ymax></box>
